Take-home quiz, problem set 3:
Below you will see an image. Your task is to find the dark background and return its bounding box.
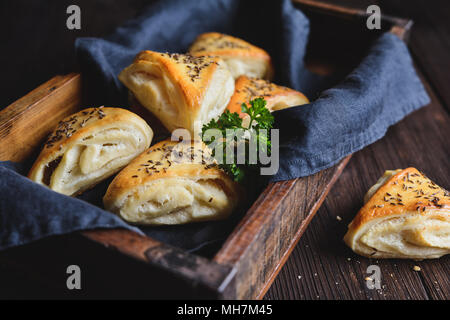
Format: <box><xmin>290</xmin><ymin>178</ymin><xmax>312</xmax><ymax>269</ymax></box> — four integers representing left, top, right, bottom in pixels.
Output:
<box><xmin>0</xmin><ymin>0</ymin><xmax>449</xmax><ymax>300</ymax></box>
<box><xmin>1</xmin><ymin>0</ymin><xmax>449</xmax><ymax>109</ymax></box>
<box><xmin>0</xmin><ymin>0</ymin><xmax>155</xmax><ymax>109</ymax></box>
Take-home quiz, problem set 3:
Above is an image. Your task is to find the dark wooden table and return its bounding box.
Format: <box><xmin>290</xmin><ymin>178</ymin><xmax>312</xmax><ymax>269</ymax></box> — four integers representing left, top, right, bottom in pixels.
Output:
<box><xmin>0</xmin><ymin>0</ymin><xmax>448</xmax><ymax>299</ymax></box>
<box><xmin>265</xmin><ymin>0</ymin><xmax>450</xmax><ymax>300</ymax></box>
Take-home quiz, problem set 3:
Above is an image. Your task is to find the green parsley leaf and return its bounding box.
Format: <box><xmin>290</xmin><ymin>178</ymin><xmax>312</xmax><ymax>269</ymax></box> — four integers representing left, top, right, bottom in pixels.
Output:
<box><xmin>202</xmin><ymin>98</ymin><xmax>274</xmax><ymax>182</ymax></box>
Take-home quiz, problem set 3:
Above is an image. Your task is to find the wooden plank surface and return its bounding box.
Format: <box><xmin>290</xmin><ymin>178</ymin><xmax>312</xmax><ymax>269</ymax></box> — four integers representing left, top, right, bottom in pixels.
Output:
<box><xmin>264</xmin><ymin>71</ymin><xmax>450</xmax><ymax>300</ymax></box>
<box><xmin>0</xmin><ymin>68</ymin><xmax>350</xmax><ymax>298</ymax></box>
<box><xmin>0</xmin><ymin>73</ymin><xmax>82</xmax><ymax>162</ymax></box>
<box><xmin>257</xmin><ymin>0</ymin><xmax>449</xmax><ymax>300</ymax></box>
<box><xmin>264</xmin><ymin>0</ymin><xmax>450</xmax><ymax>300</ymax></box>
<box><xmin>214</xmin><ymin>157</ymin><xmax>350</xmax><ymax>299</ymax></box>
<box><xmin>0</xmin><ymin>0</ymin><xmax>153</xmax><ymax>109</ymax></box>
<box><xmin>0</xmin><ymin>0</ymin><xmax>365</xmax><ymax>299</ymax></box>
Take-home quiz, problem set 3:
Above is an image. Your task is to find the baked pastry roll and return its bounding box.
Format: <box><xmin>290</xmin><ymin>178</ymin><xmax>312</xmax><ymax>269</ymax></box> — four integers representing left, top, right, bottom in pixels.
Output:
<box><xmin>344</xmin><ymin>168</ymin><xmax>450</xmax><ymax>259</ymax></box>
<box><xmin>189</xmin><ymin>32</ymin><xmax>273</xmax><ymax>80</ymax></box>
<box><xmin>119</xmin><ymin>51</ymin><xmax>234</xmax><ymax>136</ymax></box>
<box><xmin>29</xmin><ymin>107</ymin><xmax>153</xmax><ymax>196</ymax></box>
<box><xmin>103</xmin><ymin>139</ymin><xmax>240</xmax><ymax>225</ymax></box>
<box><xmin>227</xmin><ymin>76</ymin><xmax>309</xmax><ymax>118</ymax></box>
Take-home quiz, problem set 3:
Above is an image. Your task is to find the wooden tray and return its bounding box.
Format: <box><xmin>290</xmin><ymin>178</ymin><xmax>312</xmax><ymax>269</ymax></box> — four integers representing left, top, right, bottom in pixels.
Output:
<box><xmin>0</xmin><ymin>0</ymin><xmax>412</xmax><ymax>299</ymax></box>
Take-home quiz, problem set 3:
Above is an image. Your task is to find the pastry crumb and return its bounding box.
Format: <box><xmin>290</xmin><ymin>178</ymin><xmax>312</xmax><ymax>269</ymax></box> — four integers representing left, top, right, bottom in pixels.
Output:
<box><xmin>413</xmin><ymin>266</ymin><xmax>421</xmax><ymax>272</ymax></box>
<box><xmin>365</xmin><ymin>277</ymin><xmax>372</xmax><ymax>281</ymax></box>
<box><xmin>336</xmin><ymin>215</ymin><xmax>342</xmax><ymax>221</ymax></box>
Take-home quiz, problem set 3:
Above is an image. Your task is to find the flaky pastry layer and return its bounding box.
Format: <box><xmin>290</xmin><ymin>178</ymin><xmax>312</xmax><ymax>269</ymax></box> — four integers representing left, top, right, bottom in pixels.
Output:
<box><xmin>103</xmin><ymin>139</ymin><xmax>240</xmax><ymax>225</ymax></box>
<box><xmin>119</xmin><ymin>51</ymin><xmax>234</xmax><ymax>136</ymax></box>
<box><xmin>189</xmin><ymin>32</ymin><xmax>273</xmax><ymax>80</ymax></box>
<box><xmin>227</xmin><ymin>76</ymin><xmax>309</xmax><ymax>118</ymax></box>
<box><xmin>28</xmin><ymin>107</ymin><xmax>153</xmax><ymax>196</ymax></box>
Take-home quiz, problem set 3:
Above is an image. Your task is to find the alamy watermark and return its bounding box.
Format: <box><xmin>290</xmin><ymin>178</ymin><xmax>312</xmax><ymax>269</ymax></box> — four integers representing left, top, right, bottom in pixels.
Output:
<box><xmin>66</xmin><ymin>5</ymin><xmax>81</xmax><ymax>30</ymax></box>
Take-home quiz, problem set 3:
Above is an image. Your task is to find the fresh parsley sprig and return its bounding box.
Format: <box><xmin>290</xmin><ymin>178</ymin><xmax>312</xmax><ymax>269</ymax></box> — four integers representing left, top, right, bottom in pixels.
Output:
<box><xmin>201</xmin><ymin>98</ymin><xmax>274</xmax><ymax>182</ymax></box>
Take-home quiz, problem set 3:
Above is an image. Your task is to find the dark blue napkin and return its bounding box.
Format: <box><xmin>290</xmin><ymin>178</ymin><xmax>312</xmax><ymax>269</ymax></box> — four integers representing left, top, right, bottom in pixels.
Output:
<box><xmin>0</xmin><ymin>0</ymin><xmax>429</xmax><ymax>253</ymax></box>
<box><xmin>0</xmin><ymin>162</ymin><xmax>142</xmax><ymax>250</ymax></box>
<box><xmin>272</xmin><ymin>32</ymin><xmax>430</xmax><ymax>181</ymax></box>
<box><xmin>0</xmin><ymin>161</ymin><xmax>249</xmax><ymax>254</ymax></box>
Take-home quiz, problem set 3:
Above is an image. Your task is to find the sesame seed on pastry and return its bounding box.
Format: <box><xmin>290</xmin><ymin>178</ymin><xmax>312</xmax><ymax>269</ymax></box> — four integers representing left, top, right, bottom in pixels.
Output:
<box><xmin>103</xmin><ymin>139</ymin><xmax>241</xmax><ymax>225</ymax></box>
<box><xmin>28</xmin><ymin>107</ymin><xmax>153</xmax><ymax>196</ymax></box>
<box><xmin>227</xmin><ymin>76</ymin><xmax>309</xmax><ymax>119</ymax></box>
<box><xmin>344</xmin><ymin>168</ymin><xmax>450</xmax><ymax>259</ymax></box>
<box><xmin>189</xmin><ymin>32</ymin><xmax>274</xmax><ymax>80</ymax></box>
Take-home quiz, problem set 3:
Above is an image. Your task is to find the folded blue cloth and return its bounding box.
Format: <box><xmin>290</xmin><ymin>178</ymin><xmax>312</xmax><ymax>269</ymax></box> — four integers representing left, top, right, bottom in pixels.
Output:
<box><xmin>0</xmin><ymin>0</ymin><xmax>429</xmax><ymax>252</ymax></box>
<box><xmin>0</xmin><ymin>161</ymin><xmax>243</xmax><ymax>253</ymax></box>
<box><xmin>0</xmin><ymin>162</ymin><xmax>142</xmax><ymax>250</ymax></box>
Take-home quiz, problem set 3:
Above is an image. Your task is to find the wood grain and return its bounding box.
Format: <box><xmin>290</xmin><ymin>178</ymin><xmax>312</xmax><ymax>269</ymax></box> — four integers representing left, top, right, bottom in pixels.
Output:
<box><xmin>262</xmin><ymin>0</ymin><xmax>450</xmax><ymax>300</ymax></box>
<box><xmin>0</xmin><ymin>73</ymin><xmax>81</xmax><ymax>162</ymax></box>
<box><xmin>214</xmin><ymin>157</ymin><xmax>350</xmax><ymax>299</ymax></box>
<box><xmin>82</xmin><ymin>229</ymin><xmax>161</xmax><ymax>261</ymax></box>
<box><xmin>83</xmin><ymin>229</ymin><xmax>236</xmax><ymax>299</ymax></box>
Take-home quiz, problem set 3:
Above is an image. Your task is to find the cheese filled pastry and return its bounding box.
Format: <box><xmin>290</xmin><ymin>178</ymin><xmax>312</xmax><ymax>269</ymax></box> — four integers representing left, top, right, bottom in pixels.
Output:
<box><xmin>227</xmin><ymin>76</ymin><xmax>309</xmax><ymax>118</ymax></box>
<box><xmin>29</xmin><ymin>107</ymin><xmax>153</xmax><ymax>196</ymax></box>
<box><xmin>119</xmin><ymin>51</ymin><xmax>234</xmax><ymax>136</ymax></box>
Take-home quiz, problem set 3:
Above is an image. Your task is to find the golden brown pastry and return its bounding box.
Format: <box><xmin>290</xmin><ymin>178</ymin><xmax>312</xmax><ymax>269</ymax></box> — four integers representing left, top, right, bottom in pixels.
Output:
<box><xmin>103</xmin><ymin>139</ymin><xmax>240</xmax><ymax>225</ymax></box>
<box><xmin>119</xmin><ymin>51</ymin><xmax>234</xmax><ymax>136</ymax></box>
<box><xmin>189</xmin><ymin>32</ymin><xmax>273</xmax><ymax>80</ymax></box>
<box><xmin>227</xmin><ymin>76</ymin><xmax>309</xmax><ymax>118</ymax></box>
<box><xmin>344</xmin><ymin>168</ymin><xmax>450</xmax><ymax>259</ymax></box>
<box><xmin>29</xmin><ymin>107</ymin><xmax>153</xmax><ymax>196</ymax></box>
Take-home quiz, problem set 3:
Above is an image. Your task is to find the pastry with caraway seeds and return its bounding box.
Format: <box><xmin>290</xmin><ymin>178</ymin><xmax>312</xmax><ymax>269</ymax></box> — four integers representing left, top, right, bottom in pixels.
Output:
<box><xmin>344</xmin><ymin>168</ymin><xmax>450</xmax><ymax>259</ymax></box>
<box><xmin>28</xmin><ymin>107</ymin><xmax>153</xmax><ymax>196</ymax></box>
<box><xmin>103</xmin><ymin>139</ymin><xmax>241</xmax><ymax>225</ymax></box>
